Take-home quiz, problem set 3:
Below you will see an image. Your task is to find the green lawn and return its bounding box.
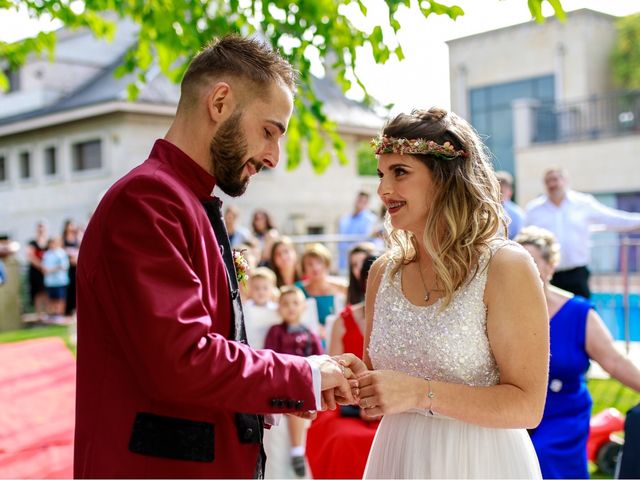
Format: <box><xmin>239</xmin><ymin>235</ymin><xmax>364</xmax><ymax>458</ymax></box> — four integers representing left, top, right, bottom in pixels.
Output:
<box><xmin>0</xmin><ymin>323</ymin><xmax>76</xmax><ymax>353</ymax></box>
<box><xmin>590</xmin><ymin>378</ymin><xmax>640</xmax><ymax>417</ymax></box>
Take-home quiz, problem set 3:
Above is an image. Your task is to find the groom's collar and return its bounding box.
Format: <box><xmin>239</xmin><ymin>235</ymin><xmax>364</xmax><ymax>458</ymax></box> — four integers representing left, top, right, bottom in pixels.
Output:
<box><xmin>150</xmin><ymin>139</ymin><xmax>217</xmax><ymax>202</ymax></box>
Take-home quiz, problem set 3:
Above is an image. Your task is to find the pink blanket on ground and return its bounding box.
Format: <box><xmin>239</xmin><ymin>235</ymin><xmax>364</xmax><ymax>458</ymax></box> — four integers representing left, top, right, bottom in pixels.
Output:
<box><xmin>0</xmin><ymin>337</ymin><xmax>75</xmax><ymax>478</ymax></box>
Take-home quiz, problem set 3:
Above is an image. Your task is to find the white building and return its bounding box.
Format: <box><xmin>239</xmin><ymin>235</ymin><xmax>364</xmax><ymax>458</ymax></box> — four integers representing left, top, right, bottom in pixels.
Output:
<box><xmin>0</xmin><ymin>22</ymin><xmax>383</xmax><ymax>260</ymax></box>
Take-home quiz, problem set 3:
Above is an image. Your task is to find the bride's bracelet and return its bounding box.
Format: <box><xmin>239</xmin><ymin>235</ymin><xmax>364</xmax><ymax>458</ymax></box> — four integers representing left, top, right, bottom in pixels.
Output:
<box><xmin>426</xmin><ymin>377</ymin><xmax>435</xmax><ymax>415</ymax></box>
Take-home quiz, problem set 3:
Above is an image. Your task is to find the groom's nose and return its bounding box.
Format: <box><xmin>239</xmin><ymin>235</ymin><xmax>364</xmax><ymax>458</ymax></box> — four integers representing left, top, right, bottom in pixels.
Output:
<box><xmin>261</xmin><ymin>140</ymin><xmax>281</xmax><ymax>169</ymax></box>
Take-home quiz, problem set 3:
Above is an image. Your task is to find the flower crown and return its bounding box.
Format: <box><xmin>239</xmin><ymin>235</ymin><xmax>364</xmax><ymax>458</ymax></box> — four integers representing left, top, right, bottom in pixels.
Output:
<box><xmin>371</xmin><ymin>135</ymin><xmax>468</xmax><ymax>160</ymax></box>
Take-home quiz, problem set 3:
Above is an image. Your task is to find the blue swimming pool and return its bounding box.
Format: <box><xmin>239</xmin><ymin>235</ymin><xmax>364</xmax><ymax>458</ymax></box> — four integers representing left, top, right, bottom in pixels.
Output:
<box><xmin>591</xmin><ymin>293</ymin><xmax>640</xmax><ymax>342</ymax></box>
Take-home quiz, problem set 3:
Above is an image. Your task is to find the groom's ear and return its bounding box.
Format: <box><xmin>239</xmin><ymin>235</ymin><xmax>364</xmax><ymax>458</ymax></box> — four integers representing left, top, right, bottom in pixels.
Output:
<box><xmin>206</xmin><ymin>81</ymin><xmax>237</xmax><ymax>123</ymax></box>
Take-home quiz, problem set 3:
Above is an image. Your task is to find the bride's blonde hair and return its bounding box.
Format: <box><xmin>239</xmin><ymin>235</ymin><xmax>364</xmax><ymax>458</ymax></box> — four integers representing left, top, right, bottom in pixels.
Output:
<box><xmin>382</xmin><ymin>107</ymin><xmax>507</xmax><ymax>308</ymax></box>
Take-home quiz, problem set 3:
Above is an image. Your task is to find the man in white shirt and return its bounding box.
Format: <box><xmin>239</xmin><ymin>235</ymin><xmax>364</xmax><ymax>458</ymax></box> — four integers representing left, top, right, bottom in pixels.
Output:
<box><xmin>525</xmin><ymin>166</ymin><xmax>640</xmax><ymax>298</ymax></box>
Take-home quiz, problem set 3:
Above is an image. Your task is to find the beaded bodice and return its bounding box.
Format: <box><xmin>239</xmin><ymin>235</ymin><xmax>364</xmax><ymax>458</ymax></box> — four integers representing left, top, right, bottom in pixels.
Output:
<box><xmin>368</xmin><ymin>246</ymin><xmax>503</xmax><ymax>387</ymax></box>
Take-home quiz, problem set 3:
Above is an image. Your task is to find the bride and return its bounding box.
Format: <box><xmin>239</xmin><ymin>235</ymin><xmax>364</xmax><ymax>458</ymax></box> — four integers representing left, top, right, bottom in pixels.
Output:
<box><xmin>340</xmin><ymin>107</ymin><xmax>548</xmax><ymax>478</ymax></box>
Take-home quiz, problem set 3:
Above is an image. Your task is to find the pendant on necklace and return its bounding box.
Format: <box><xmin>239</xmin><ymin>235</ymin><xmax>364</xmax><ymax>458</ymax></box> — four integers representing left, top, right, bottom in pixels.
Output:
<box><xmin>424</xmin><ymin>291</ymin><xmax>430</xmax><ymax>302</ymax></box>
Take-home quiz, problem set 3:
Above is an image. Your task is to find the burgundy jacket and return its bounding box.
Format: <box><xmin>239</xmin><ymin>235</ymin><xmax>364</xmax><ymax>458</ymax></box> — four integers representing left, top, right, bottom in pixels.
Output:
<box><xmin>74</xmin><ymin>139</ymin><xmax>315</xmax><ymax>478</ymax></box>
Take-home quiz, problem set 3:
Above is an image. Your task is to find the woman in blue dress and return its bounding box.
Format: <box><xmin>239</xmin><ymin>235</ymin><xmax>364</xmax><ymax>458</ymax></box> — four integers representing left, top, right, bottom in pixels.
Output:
<box><xmin>516</xmin><ymin>226</ymin><xmax>640</xmax><ymax>479</ymax></box>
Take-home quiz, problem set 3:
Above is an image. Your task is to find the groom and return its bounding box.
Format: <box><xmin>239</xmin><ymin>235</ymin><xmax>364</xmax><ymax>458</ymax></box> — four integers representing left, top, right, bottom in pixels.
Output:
<box><xmin>74</xmin><ymin>35</ymin><xmax>353</xmax><ymax>479</ymax></box>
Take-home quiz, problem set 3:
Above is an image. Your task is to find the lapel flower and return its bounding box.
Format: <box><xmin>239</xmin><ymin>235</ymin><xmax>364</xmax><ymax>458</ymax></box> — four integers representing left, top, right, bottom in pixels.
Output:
<box><xmin>232</xmin><ymin>249</ymin><xmax>250</xmax><ymax>286</ymax></box>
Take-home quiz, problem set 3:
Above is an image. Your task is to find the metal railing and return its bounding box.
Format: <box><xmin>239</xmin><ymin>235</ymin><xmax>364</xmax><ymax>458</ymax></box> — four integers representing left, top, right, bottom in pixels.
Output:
<box><xmin>590</xmin><ymin>235</ymin><xmax>640</xmax><ymax>353</ymax></box>
<box><xmin>532</xmin><ymin>90</ymin><xmax>640</xmax><ymax>144</ymax></box>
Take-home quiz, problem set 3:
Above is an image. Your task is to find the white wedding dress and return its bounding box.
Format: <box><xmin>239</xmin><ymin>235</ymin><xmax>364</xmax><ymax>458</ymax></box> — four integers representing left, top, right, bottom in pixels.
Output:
<box><xmin>364</xmin><ymin>243</ymin><xmax>542</xmax><ymax>479</ymax></box>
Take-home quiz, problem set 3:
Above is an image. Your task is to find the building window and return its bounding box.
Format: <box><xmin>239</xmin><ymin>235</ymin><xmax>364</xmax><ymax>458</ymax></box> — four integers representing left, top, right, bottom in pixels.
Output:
<box><xmin>72</xmin><ymin>139</ymin><xmax>102</xmax><ymax>172</ymax></box>
<box><xmin>44</xmin><ymin>146</ymin><xmax>57</xmax><ymax>176</ymax></box>
<box><xmin>19</xmin><ymin>151</ymin><xmax>31</xmax><ymax>180</ymax></box>
<box><xmin>0</xmin><ymin>155</ymin><xmax>6</xmax><ymax>182</ymax></box>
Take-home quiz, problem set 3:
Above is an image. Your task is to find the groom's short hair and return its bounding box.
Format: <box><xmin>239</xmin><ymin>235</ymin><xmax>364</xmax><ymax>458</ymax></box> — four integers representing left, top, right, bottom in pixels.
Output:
<box><xmin>179</xmin><ymin>35</ymin><xmax>298</xmax><ymax>110</ymax></box>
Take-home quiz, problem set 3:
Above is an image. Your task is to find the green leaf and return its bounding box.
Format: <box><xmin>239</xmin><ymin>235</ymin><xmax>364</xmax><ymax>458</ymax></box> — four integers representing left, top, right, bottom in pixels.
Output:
<box><xmin>546</xmin><ymin>0</ymin><xmax>566</xmax><ymax>21</ymax></box>
<box><xmin>356</xmin><ymin>140</ymin><xmax>378</xmax><ymax>176</ymax></box>
<box><xmin>0</xmin><ymin>71</ymin><xmax>8</xmax><ymax>92</ymax></box>
<box><xmin>448</xmin><ymin>6</ymin><xmax>465</xmax><ymax>20</ymax></box>
<box><xmin>126</xmin><ymin>82</ymin><xmax>140</xmax><ymax>100</ymax></box>
<box><xmin>611</xmin><ymin>13</ymin><xmax>640</xmax><ymax>89</ymax></box>
<box><xmin>356</xmin><ymin>0</ymin><xmax>367</xmax><ymax>16</ymax></box>
<box><xmin>528</xmin><ymin>0</ymin><xmax>544</xmax><ymax>22</ymax></box>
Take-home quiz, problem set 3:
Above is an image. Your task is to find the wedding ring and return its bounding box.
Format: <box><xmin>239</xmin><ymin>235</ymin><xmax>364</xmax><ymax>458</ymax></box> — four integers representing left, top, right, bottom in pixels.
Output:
<box><xmin>339</xmin><ymin>363</ymin><xmax>346</xmax><ymax>376</ymax></box>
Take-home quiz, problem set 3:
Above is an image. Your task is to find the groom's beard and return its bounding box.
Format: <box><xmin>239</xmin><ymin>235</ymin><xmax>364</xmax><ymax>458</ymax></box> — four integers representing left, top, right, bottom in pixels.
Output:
<box><xmin>210</xmin><ymin>110</ymin><xmax>259</xmax><ymax>198</ymax></box>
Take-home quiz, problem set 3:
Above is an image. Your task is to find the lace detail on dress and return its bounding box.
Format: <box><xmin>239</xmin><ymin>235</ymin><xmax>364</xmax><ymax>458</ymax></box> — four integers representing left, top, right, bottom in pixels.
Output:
<box><xmin>368</xmin><ymin>239</ymin><xmax>517</xmax><ymax>387</ymax></box>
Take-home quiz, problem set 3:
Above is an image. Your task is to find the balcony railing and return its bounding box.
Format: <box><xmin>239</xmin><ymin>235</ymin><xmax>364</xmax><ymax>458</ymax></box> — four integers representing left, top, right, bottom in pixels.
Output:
<box><xmin>531</xmin><ymin>91</ymin><xmax>640</xmax><ymax>144</ymax></box>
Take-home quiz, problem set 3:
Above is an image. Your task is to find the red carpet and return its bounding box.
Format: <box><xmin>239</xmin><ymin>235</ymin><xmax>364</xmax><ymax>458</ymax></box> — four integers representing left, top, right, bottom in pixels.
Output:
<box><xmin>0</xmin><ymin>337</ymin><xmax>75</xmax><ymax>478</ymax></box>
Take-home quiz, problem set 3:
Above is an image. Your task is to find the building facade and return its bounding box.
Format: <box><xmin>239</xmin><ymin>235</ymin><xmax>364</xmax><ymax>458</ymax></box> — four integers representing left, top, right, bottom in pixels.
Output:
<box><xmin>447</xmin><ymin>9</ymin><xmax>639</xmax><ymax>205</ymax></box>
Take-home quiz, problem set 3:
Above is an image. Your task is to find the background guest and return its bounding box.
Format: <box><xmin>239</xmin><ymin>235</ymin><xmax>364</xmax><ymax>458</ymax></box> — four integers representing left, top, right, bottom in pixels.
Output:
<box><xmin>251</xmin><ymin>209</ymin><xmax>279</xmax><ymax>266</ymax></box>
<box><xmin>224</xmin><ymin>204</ymin><xmax>254</xmax><ymax>248</ymax></box>
<box><xmin>264</xmin><ymin>286</ymin><xmax>323</xmax><ymax>478</ymax></box>
<box><xmin>525</xmin><ymin>166</ymin><xmax>640</xmax><ymax>298</ymax></box>
<box><xmin>337</xmin><ymin>191</ymin><xmax>377</xmax><ymax>274</ymax></box>
<box><xmin>42</xmin><ymin>236</ymin><xmax>70</xmax><ymax>324</ymax></box>
<box><xmin>244</xmin><ymin>267</ymin><xmax>279</xmax><ymax>349</ymax></box>
<box><xmin>307</xmin><ymin>254</ymin><xmax>380</xmax><ymax>479</ymax></box>
<box><xmin>269</xmin><ymin>236</ymin><xmax>300</xmax><ymax>288</ymax></box>
<box><xmin>496</xmin><ymin>170</ymin><xmax>524</xmax><ymax>239</ymax></box>
<box><xmin>515</xmin><ymin>226</ymin><xmax>640</xmax><ymax>479</ymax></box>
<box><xmin>345</xmin><ymin>242</ymin><xmax>377</xmax><ymax>306</ymax></box>
<box><xmin>26</xmin><ymin>220</ymin><xmax>49</xmax><ymax>321</ymax></box>
<box><xmin>62</xmin><ymin>218</ymin><xmax>81</xmax><ymax>316</ymax></box>
<box><xmin>295</xmin><ymin>243</ymin><xmax>347</xmax><ymax>344</ymax></box>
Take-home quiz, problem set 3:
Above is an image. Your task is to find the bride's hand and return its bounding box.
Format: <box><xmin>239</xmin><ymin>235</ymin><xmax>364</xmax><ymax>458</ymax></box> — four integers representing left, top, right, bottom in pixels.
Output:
<box><xmin>357</xmin><ymin>370</ymin><xmax>427</xmax><ymax>419</ymax></box>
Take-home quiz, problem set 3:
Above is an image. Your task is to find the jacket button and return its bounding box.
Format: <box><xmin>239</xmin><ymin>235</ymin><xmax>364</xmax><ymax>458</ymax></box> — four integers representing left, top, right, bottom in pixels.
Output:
<box><xmin>270</xmin><ymin>398</ymin><xmax>279</xmax><ymax>407</ymax></box>
<box><xmin>286</xmin><ymin>400</ymin><xmax>296</xmax><ymax>409</ymax></box>
<box><xmin>244</xmin><ymin>428</ymin><xmax>254</xmax><ymax>440</ymax></box>
<box><xmin>295</xmin><ymin>400</ymin><xmax>304</xmax><ymax>410</ymax></box>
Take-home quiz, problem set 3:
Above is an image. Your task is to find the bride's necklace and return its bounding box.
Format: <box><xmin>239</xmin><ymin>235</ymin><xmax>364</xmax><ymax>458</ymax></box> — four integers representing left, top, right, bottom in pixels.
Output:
<box><xmin>416</xmin><ymin>260</ymin><xmax>441</xmax><ymax>302</ymax></box>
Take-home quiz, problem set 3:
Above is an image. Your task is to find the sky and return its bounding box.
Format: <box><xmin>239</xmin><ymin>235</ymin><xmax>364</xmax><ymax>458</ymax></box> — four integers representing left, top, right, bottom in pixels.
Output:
<box><xmin>1</xmin><ymin>0</ymin><xmax>639</xmax><ymax>112</ymax></box>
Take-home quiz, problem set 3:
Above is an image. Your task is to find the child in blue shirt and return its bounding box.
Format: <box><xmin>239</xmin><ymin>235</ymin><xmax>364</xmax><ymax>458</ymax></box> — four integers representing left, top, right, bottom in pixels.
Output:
<box><xmin>42</xmin><ymin>236</ymin><xmax>70</xmax><ymax>323</ymax></box>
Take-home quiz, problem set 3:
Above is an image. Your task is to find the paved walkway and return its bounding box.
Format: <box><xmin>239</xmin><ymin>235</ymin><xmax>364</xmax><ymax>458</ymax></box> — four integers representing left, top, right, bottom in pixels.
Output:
<box><xmin>0</xmin><ymin>337</ymin><xmax>75</xmax><ymax>478</ymax></box>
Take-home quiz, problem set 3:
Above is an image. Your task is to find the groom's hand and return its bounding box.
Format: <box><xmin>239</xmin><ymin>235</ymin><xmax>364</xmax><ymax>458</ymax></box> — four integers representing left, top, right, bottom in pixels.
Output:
<box><xmin>307</xmin><ymin>355</ymin><xmax>355</xmax><ymax>410</ymax></box>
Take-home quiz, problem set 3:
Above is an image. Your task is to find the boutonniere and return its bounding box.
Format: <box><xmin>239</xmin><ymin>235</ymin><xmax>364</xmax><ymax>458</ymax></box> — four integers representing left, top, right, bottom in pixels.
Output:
<box><xmin>232</xmin><ymin>249</ymin><xmax>250</xmax><ymax>286</ymax></box>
